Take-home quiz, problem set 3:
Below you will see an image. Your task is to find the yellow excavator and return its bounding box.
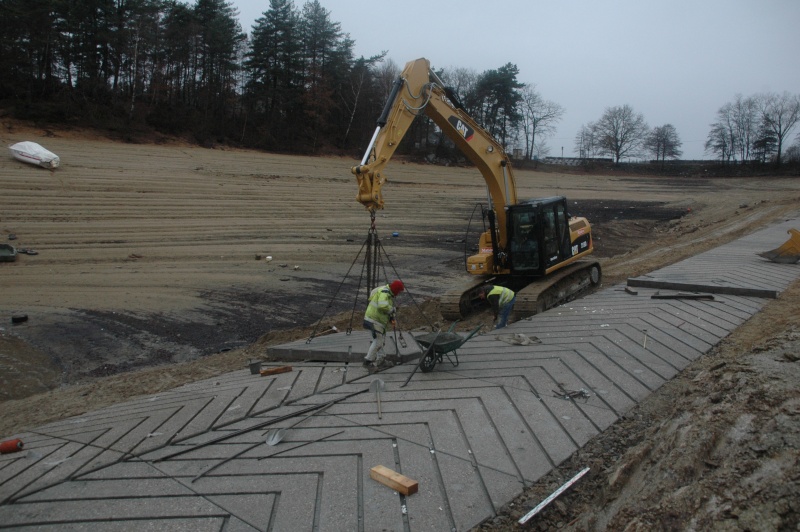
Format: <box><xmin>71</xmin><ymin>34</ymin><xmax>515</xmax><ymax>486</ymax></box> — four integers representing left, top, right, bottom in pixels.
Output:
<box><xmin>352</xmin><ymin>57</ymin><xmax>601</xmax><ymax>320</ymax></box>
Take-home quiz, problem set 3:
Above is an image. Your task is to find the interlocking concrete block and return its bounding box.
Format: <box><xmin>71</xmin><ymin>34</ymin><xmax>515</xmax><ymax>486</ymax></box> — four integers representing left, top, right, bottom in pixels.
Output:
<box><xmin>2</xmin><ymin>216</ymin><xmax>798</xmax><ymax>531</ymax></box>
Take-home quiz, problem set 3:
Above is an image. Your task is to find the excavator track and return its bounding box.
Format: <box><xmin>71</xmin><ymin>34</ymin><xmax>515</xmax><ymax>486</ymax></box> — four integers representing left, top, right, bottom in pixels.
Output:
<box><xmin>513</xmin><ymin>261</ymin><xmax>602</xmax><ymax>318</ymax></box>
<box><xmin>440</xmin><ymin>261</ymin><xmax>602</xmax><ymax>322</ymax></box>
<box><xmin>440</xmin><ymin>279</ymin><xmax>491</xmax><ymax>322</ymax></box>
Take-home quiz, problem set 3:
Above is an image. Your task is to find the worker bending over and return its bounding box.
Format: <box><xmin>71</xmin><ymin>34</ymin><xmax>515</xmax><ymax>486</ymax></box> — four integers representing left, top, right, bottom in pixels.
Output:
<box><xmin>363</xmin><ymin>280</ymin><xmax>404</xmax><ymax>368</ymax></box>
<box><xmin>480</xmin><ymin>285</ymin><xmax>516</xmax><ymax>329</ymax></box>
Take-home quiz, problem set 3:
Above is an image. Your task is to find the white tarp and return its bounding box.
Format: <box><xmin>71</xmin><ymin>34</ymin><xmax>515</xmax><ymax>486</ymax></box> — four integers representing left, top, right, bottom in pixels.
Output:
<box><xmin>9</xmin><ymin>141</ymin><xmax>60</xmax><ymax>169</ymax></box>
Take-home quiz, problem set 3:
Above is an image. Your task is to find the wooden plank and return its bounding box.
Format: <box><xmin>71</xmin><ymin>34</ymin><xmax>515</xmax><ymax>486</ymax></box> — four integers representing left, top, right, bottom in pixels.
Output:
<box><xmin>260</xmin><ymin>366</ymin><xmax>293</xmax><ymax>376</ymax></box>
<box><xmin>369</xmin><ymin>465</ymin><xmax>419</xmax><ymax>495</ymax></box>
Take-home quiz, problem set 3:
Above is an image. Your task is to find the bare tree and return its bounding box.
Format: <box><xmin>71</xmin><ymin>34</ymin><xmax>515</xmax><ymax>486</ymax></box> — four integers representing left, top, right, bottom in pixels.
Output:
<box><xmin>593</xmin><ymin>105</ymin><xmax>649</xmax><ymax>163</ymax></box>
<box><xmin>785</xmin><ymin>139</ymin><xmax>800</xmax><ymax>164</ymax></box>
<box><xmin>440</xmin><ymin>65</ymin><xmax>479</xmax><ymax>104</ymax></box>
<box><xmin>375</xmin><ymin>57</ymin><xmax>400</xmax><ymax>99</ymax></box>
<box><xmin>705</xmin><ymin>122</ymin><xmax>733</xmax><ymax>162</ymax></box>
<box><xmin>706</xmin><ymin>102</ymin><xmax>737</xmax><ymax>162</ymax></box>
<box><xmin>644</xmin><ymin>124</ymin><xmax>683</xmax><ymax>164</ymax></box>
<box><xmin>573</xmin><ymin>122</ymin><xmax>598</xmax><ymax>158</ymax></box>
<box><xmin>340</xmin><ymin>52</ymin><xmax>386</xmax><ymax>149</ymax></box>
<box><xmin>758</xmin><ymin>91</ymin><xmax>800</xmax><ymax>166</ymax></box>
<box><xmin>518</xmin><ymin>84</ymin><xmax>564</xmax><ymax>160</ymax></box>
<box><xmin>731</xmin><ymin>94</ymin><xmax>758</xmax><ymax>162</ymax></box>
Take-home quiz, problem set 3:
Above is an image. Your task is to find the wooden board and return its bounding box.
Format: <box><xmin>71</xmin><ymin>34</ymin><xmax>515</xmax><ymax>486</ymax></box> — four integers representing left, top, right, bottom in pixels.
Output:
<box><xmin>369</xmin><ymin>465</ymin><xmax>418</xmax><ymax>495</ymax></box>
<box><xmin>259</xmin><ymin>366</ymin><xmax>292</xmax><ymax>376</ymax></box>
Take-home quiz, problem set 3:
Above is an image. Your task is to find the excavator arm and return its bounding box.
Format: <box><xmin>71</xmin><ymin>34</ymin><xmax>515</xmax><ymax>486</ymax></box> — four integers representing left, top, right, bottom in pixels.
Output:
<box><xmin>352</xmin><ymin>58</ymin><xmax>517</xmax><ymax>247</ymax></box>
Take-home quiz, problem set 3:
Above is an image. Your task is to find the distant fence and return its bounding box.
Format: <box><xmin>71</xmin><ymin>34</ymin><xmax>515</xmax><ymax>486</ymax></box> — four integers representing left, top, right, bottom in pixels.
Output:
<box><xmin>542</xmin><ymin>157</ymin><xmax>613</xmax><ymax>166</ymax></box>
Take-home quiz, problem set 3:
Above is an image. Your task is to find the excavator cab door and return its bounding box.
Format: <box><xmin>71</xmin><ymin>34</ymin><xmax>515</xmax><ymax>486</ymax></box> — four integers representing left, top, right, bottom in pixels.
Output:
<box><xmin>507</xmin><ymin>206</ymin><xmax>542</xmax><ymax>274</ymax></box>
<box><xmin>543</xmin><ymin>199</ymin><xmax>572</xmax><ymax>269</ymax></box>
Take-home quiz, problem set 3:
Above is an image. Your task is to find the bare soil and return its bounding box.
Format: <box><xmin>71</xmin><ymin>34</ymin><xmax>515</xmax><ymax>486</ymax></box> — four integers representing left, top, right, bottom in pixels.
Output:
<box><xmin>1</xmin><ymin>121</ymin><xmax>799</xmax><ymax>530</ymax></box>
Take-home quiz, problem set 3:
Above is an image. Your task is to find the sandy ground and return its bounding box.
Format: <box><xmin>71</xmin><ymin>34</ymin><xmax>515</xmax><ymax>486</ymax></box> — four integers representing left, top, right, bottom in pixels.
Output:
<box><xmin>1</xmin><ymin>122</ymin><xmax>800</xmax><ymax>529</ymax></box>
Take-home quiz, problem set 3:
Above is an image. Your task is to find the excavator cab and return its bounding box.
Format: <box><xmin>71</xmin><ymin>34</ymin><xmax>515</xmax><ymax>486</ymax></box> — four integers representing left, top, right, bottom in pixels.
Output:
<box><xmin>507</xmin><ymin>196</ymin><xmax>587</xmax><ymax>275</ymax></box>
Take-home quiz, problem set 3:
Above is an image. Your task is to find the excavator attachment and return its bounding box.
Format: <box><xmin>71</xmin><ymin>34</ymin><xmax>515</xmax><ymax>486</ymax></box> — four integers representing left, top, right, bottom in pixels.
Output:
<box><xmin>758</xmin><ymin>228</ymin><xmax>800</xmax><ymax>264</ymax></box>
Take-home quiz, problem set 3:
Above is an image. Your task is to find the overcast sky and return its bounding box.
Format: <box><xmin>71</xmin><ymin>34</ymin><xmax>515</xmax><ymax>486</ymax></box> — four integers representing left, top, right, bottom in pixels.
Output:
<box><xmin>232</xmin><ymin>0</ymin><xmax>800</xmax><ymax>160</ymax></box>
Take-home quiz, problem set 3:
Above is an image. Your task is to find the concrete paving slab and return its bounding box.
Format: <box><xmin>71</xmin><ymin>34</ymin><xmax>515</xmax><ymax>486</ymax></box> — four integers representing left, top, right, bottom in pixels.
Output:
<box><xmin>266</xmin><ymin>329</ymin><xmax>425</xmax><ymax>364</ymax></box>
<box><xmin>627</xmin><ymin>217</ymin><xmax>799</xmax><ymax>298</ymax></box>
<box><xmin>436</xmin><ymin>451</ymin><xmax>499</xmax><ymax>531</ymax></box>
<box><xmin>0</xmin><ymin>496</ymin><xmax>229</xmax><ymax>526</ymax></box>
<box><xmin>1</xmin><ymin>214</ymin><xmax>798</xmax><ymax>530</ymax></box>
<box><xmin>0</xmin><ymin>517</ymin><xmax>232</xmax><ymax>531</ymax></box>
<box><xmin>398</xmin><ymin>440</ymin><xmax>459</xmax><ymax>531</ymax></box>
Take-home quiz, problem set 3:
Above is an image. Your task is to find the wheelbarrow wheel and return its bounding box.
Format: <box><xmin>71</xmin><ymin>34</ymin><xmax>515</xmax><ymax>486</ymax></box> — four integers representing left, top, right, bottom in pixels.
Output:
<box><xmin>419</xmin><ymin>351</ymin><xmax>436</xmax><ymax>373</ymax></box>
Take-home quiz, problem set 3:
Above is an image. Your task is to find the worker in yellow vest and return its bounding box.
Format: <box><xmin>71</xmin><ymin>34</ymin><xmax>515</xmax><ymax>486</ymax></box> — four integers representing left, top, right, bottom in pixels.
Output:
<box><xmin>363</xmin><ymin>280</ymin><xmax>405</xmax><ymax>367</ymax></box>
<box><xmin>480</xmin><ymin>285</ymin><xmax>516</xmax><ymax>329</ymax></box>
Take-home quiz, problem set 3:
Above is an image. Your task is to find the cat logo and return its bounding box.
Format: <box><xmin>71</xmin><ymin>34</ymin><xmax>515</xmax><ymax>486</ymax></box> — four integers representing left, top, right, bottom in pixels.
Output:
<box><xmin>448</xmin><ymin>116</ymin><xmax>474</xmax><ymax>141</ymax></box>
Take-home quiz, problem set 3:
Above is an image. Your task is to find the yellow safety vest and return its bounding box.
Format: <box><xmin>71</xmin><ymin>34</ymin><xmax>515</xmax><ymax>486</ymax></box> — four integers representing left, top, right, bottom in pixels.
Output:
<box><xmin>488</xmin><ymin>285</ymin><xmax>515</xmax><ymax>306</ymax></box>
<box><xmin>365</xmin><ymin>285</ymin><xmax>395</xmax><ymax>325</ymax></box>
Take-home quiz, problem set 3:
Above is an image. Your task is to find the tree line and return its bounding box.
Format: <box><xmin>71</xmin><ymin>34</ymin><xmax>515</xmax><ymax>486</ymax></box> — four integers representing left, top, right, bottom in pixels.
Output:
<box><xmin>0</xmin><ymin>0</ymin><xmax>562</xmax><ymax>158</ymax></box>
<box><xmin>704</xmin><ymin>92</ymin><xmax>800</xmax><ymax>166</ymax></box>
<box><xmin>2</xmin><ymin>0</ymin><xmax>798</xmax><ymax>165</ymax></box>
<box><xmin>574</xmin><ymin>92</ymin><xmax>800</xmax><ymax>166</ymax></box>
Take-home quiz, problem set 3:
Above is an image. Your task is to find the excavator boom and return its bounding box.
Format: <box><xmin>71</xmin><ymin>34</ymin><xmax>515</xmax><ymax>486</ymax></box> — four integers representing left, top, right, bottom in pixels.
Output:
<box><xmin>353</xmin><ymin>58</ymin><xmax>516</xmax><ymax>245</ymax></box>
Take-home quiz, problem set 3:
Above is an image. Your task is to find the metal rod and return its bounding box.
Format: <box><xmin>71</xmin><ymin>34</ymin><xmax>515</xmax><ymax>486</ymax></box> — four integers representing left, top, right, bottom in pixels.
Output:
<box><xmin>265</xmin><ymin>400</ymin><xmax>337</xmax><ymax>435</ymax></box>
<box><xmin>360</xmin><ymin>126</ymin><xmax>381</xmax><ymax>166</ymax></box>
<box><xmin>518</xmin><ymin>467</ymin><xmax>590</xmax><ymax>524</ymax></box>
<box><xmin>191</xmin><ymin>440</ymin><xmax>262</xmax><ymax>483</ymax></box>
<box><xmin>429</xmin><ymin>68</ymin><xmax>446</xmax><ymax>88</ymax></box>
<box><xmin>153</xmin><ymin>388</ymin><xmax>368</xmax><ymax>462</ymax></box>
<box><xmin>502</xmin><ymin>163</ymin><xmax>510</xmax><ymax>207</ymax></box>
<box><xmin>262</xmin><ymin>430</ymin><xmax>345</xmax><ymax>460</ymax></box>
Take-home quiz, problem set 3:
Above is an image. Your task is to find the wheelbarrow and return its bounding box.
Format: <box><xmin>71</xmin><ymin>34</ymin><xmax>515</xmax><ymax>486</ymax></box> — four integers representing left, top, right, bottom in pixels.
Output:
<box><xmin>413</xmin><ymin>322</ymin><xmax>483</xmax><ymax>373</ymax></box>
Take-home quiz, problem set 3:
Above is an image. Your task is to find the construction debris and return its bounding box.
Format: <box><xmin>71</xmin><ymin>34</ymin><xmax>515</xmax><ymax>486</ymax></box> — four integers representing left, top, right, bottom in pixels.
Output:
<box><xmin>496</xmin><ymin>333</ymin><xmax>541</xmax><ymax>346</ymax></box>
<box><xmin>553</xmin><ymin>385</ymin><xmax>591</xmax><ymax>401</ymax></box>
<box><xmin>0</xmin><ymin>439</ymin><xmax>24</xmax><ymax>454</ymax></box>
<box><xmin>651</xmin><ymin>291</ymin><xmax>715</xmax><ymax>300</ymax></box>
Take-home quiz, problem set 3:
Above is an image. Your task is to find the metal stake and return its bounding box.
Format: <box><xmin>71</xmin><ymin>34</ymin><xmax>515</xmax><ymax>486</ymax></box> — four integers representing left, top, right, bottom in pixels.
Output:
<box><xmin>370</xmin><ymin>379</ymin><xmax>385</xmax><ymax>419</ymax></box>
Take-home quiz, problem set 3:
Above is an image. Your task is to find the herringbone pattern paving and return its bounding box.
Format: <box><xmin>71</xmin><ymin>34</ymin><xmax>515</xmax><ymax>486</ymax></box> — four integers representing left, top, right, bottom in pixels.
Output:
<box><xmin>1</xmin><ymin>218</ymin><xmax>797</xmax><ymax>531</ymax></box>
